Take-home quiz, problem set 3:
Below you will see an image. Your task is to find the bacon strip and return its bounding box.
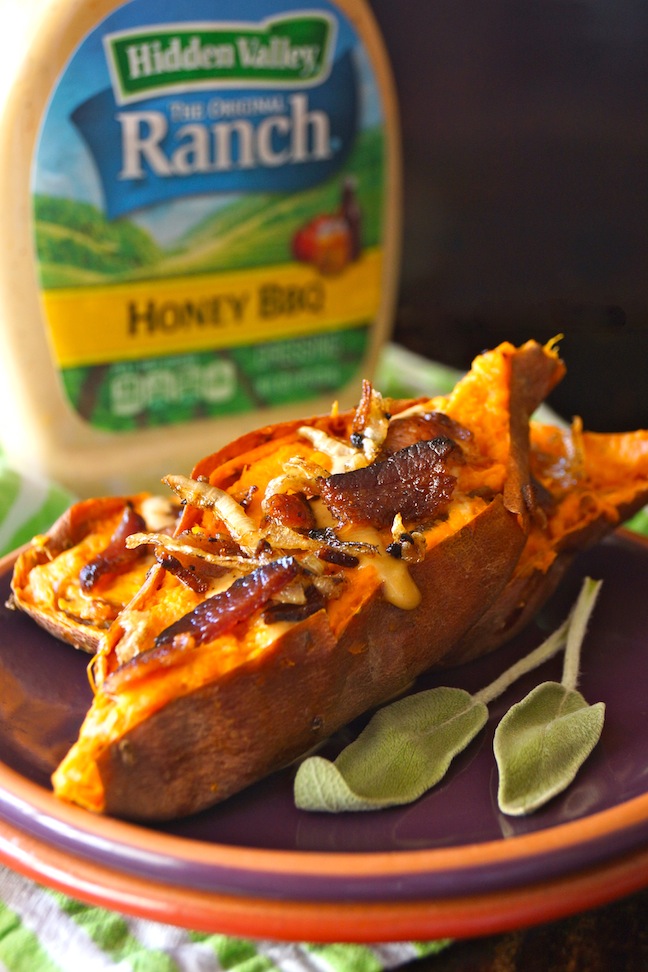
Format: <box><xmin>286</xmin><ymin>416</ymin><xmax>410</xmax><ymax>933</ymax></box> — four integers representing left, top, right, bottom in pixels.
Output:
<box><xmin>262</xmin><ymin>491</ymin><xmax>316</xmax><ymax>532</ymax></box>
<box><xmin>154</xmin><ymin>552</ymin><xmax>210</xmax><ymax>594</ymax></box>
<box><xmin>154</xmin><ymin>557</ymin><xmax>299</xmax><ymax>650</ymax></box>
<box><xmin>79</xmin><ymin>504</ymin><xmax>147</xmax><ymax>591</ymax></box>
<box><xmin>262</xmin><ymin>583</ymin><xmax>326</xmax><ymax>624</ymax></box>
<box><xmin>382</xmin><ymin>410</ymin><xmax>471</xmax><ymax>456</ymax></box>
<box><xmin>318</xmin><ymin>437</ymin><xmax>461</xmax><ymax>529</ymax></box>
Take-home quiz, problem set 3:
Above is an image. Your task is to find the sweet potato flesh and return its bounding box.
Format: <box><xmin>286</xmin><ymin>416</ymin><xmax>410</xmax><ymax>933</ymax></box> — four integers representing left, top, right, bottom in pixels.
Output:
<box><xmin>45</xmin><ymin>339</ymin><xmax>648</xmax><ymax>819</ymax></box>
<box><xmin>10</xmin><ymin>495</ymin><xmax>180</xmax><ymax>652</ymax></box>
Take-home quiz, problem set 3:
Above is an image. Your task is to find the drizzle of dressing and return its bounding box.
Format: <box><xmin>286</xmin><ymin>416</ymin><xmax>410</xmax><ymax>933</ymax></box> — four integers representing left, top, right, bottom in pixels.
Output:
<box><xmin>311</xmin><ymin>499</ymin><xmax>421</xmax><ymax>611</ymax></box>
<box><xmin>348</xmin><ymin>525</ymin><xmax>421</xmax><ymax>611</ymax></box>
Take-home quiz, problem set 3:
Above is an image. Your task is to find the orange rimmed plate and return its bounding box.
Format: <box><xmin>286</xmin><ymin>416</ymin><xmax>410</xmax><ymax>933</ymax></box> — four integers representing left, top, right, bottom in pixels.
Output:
<box><xmin>1</xmin><ymin>531</ymin><xmax>648</xmax><ymax>942</ymax></box>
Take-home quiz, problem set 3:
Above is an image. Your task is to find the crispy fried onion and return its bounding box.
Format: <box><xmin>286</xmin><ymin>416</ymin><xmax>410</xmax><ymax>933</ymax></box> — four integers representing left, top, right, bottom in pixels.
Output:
<box><xmin>307</xmin><ymin>527</ymin><xmax>376</xmax><ymax>567</ymax></box>
<box><xmin>126</xmin><ymin>522</ymin><xmax>375</xmax><ymax>587</ymax></box>
<box><xmin>261</xmin><ymin>520</ymin><xmax>375</xmax><ymax>558</ymax></box>
<box><xmin>297</xmin><ymin>426</ymin><xmax>367</xmax><ymax>474</ymax></box>
<box><xmin>163</xmin><ymin>474</ymin><xmax>261</xmax><ymax>555</ymax></box>
<box><xmin>126</xmin><ymin>532</ymin><xmax>267</xmax><ymax>573</ymax></box>
<box><xmin>318</xmin><ymin>437</ymin><xmax>463</xmax><ymax>530</ymax></box>
<box><xmin>261</xmin><ymin>521</ymin><xmax>322</xmax><ymax>556</ymax></box>
<box><xmin>351</xmin><ymin>379</ymin><xmax>391</xmax><ymax>462</ymax></box>
<box><xmin>262</xmin><ymin>583</ymin><xmax>327</xmax><ymax>624</ymax></box>
<box><xmin>140</xmin><ymin>461</ymin><xmax>377</xmax><ymax>629</ymax></box>
<box><xmin>262</xmin><ymin>457</ymin><xmax>330</xmax><ymax>509</ymax></box>
<box><xmin>156</xmin><ymin>469</ymin><xmax>376</xmax><ymax>563</ymax></box>
<box><xmin>386</xmin><ymin>513</ymin><xmax>427</xmax><ymax>564</ymax></box>
<box><xmin>139</xmin><ymin>496</ymin><xmax>181</xmax><ymax>532</ymax></box>
<box><xmin>262</xmin><ymin>570</ymin><xmax>344</xmax><ymax>609</ymax></box>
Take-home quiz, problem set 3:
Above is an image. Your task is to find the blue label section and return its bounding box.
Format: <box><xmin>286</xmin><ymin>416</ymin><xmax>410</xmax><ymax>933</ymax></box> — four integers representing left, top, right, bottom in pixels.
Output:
<box><xmin>71</xmin><ymin>51</ymin><xmax>357</xmax><ymax>219</ymax></box>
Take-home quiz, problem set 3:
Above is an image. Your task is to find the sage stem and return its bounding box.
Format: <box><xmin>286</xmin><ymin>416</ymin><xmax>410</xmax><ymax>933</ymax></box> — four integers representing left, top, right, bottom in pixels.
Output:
<box><xmin>561</xmin><ymin>577</ymin><xmax>603</xmax><ymax>691</ymax></box>
<box><xmin>474</xmin><ymin>575</ymin><xmax>602</xmax><ymax>707</ymax></box>
<box><xmin>474</xmin><ymin>620</ymin><xmax>569</xmax><ymax>707</ymax></box>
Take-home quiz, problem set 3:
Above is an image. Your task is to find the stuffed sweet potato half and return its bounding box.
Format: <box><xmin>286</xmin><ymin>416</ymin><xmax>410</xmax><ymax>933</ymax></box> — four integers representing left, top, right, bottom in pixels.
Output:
<box><xmin>37</xmin><ymin>339</ymin><xmax>646</xmax><ymax>822</ymax></box>
<box><xmin>9</xmin><ymin>494</ymin><xmax>180</xmax><ymax>653</ymax></box>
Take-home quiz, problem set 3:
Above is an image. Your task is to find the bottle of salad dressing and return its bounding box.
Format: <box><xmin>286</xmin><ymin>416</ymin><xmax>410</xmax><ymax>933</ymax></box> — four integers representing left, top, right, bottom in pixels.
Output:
<box><xmin>0</xmin><ymin>0</ymin><xmax>400</xmax><ymax>497</ymax></box>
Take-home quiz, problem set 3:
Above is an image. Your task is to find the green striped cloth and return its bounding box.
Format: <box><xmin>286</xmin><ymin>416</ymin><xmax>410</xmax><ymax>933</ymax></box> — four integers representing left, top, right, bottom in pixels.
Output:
<box><xmin>0</xmin><ymin>872</ymin><xmax>450</xmax><ymax>972</ymax></box>
<box><xmin>0</xmin><ymin>465</ymin><xmax>75</xmax><ymax>559</ymax></box>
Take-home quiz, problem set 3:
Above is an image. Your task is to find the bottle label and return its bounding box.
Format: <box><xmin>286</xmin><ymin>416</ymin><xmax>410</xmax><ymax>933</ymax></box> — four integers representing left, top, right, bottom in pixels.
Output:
<box><xmin>31</xmin><ymin>0</ymin><xmax>390</xmax><ymax>431</ymax></box>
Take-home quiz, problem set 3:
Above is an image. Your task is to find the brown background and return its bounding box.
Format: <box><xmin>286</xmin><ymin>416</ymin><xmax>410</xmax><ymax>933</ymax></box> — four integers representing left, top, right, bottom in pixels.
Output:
<box><xmin>369</xmin><ymin>0</ymin><xmax>648</xmax><ymax>431</ymax></box>
<box><xmin>364</xmin><ymin>7</ymin><xmax>648</xmax><ymax>960</ymax></box>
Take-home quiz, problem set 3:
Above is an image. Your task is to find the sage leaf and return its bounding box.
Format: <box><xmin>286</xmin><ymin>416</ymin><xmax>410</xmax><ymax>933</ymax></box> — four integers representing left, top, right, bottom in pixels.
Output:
<box><xmin>495</xmin><ymin>574</ymin><xmax>604</xmax><ymax>815</ymax></box>
<box><xmin>494</xmin><ymin>682</ymin><xmax>605</xmax><ymax>816</ymax></box>
<box><xmin>294</xmin><ymin>687</ymin><xmax>488</xmax><ymax>812</ymax></box>
<box><xmin>294</xmin><ymin>756</ymin><xmax>377</xmax><ymax>812</ymax></box>
<box><xmin>294</xmin><ymin>576</ymin><xmax>603</xmax><ymax>816</ymax></box>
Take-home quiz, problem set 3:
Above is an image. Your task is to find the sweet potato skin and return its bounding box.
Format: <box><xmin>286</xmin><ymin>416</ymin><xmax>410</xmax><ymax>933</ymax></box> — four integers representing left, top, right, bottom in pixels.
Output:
<box><xmin>443</xmin><ymin>434</ymin><xmax>648</xmax><ymax>667</ymax></box>
<box><xmin>96</xmin><ymin>497</ymin><xmax>525</xmax><ymax>820</ymax></box>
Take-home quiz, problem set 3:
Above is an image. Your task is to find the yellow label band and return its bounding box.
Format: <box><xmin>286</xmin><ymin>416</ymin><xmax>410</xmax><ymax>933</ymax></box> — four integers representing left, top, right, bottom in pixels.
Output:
<box><xmin>43</xmin><ymin>250</ymin><xmax>383</xmax><ymax>368</ymax></box>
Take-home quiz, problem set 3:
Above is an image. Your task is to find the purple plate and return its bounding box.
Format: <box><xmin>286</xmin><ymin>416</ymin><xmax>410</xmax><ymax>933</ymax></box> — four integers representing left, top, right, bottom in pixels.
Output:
<box><xmin>1</xmin><ymin>531</ymin><xmax>648</xmax><ymax>912</ymax></box>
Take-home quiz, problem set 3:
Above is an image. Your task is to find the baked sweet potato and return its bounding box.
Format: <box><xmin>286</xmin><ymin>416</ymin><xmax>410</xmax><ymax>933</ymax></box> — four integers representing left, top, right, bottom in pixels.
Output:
<box><xmin>9</xmin><ymin>494</ymin><xmax>180</xmax><ymax>653</ymax></box>
<box><xmin>444</xmin><ymin>420</ymin><xmax>648</xmax><ymax>665</ymax></box>
<box><xmin>13</xmin><ymin>339</ymin><xmax>647</xmax><ymax>821</ymax></box>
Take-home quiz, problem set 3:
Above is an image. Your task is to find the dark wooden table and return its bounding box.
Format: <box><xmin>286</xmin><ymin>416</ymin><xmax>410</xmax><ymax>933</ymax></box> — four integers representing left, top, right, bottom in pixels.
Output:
<box><xmin>405</xmin><ymin>887</ymin><xmax>648</xmax><ymax>971</ymax></box>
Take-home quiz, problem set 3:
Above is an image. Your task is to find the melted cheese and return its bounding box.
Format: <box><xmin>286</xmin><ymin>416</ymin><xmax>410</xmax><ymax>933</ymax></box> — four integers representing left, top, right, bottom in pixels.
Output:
<box><xmin>344</xmin><ymin>524</ymin><xmax>421</xmax><ymax>610</ymax></box>
<box><xmin>311</xmin><ymin>497</ymin><xmax>420</xmax><ymax>610</ymax></box>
